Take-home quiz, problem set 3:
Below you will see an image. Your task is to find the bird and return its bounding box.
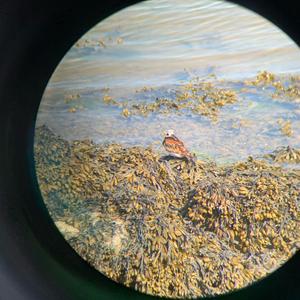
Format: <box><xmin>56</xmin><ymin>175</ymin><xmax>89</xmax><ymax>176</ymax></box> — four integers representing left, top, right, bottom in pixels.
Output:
<box><xmin>162</xmin><ymin>129</ymin><xmax>195</xmax><ymax>163</ymax></box>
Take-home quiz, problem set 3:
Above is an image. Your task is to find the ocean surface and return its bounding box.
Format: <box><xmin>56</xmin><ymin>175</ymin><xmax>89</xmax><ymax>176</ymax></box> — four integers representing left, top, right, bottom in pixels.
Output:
<box><xmin>36</xmin><ymin>0</ymin><xmax>300</xmax><ymax>165</ymax></box>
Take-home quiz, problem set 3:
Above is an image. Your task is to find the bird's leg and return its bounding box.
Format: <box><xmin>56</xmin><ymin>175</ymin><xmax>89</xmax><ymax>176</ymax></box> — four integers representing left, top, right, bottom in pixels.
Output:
<box><xmin>159</xmin><ymin>154</ymin><xmax>182</xmax><ymax>162</ymax></box>
<box><xmin>159</xmin><ymin>155</ymin><xmax>168</xmax><ymax>162</ymax></box>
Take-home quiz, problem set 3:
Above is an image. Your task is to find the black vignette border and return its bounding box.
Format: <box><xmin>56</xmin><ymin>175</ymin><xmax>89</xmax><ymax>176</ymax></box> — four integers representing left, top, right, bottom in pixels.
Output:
<box><xmin>0</xmin><ymin>0</ymin><xmax>300</xmax><ymax>299</ymax></box>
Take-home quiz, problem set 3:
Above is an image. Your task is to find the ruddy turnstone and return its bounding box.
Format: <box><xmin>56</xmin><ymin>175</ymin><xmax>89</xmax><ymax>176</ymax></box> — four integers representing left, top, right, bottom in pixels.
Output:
<box><xmin>162</xmin><ymin>129</ymin><xmax>195</xmax><ymax>163</ymax></box>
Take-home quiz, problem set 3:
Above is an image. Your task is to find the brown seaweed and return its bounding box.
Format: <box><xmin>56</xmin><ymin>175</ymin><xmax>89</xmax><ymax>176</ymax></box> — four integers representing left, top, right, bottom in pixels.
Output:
<box><xmin>34</xmin><ymin>125</ymin><xmax>300</xmax><ymax>299</ymax></box>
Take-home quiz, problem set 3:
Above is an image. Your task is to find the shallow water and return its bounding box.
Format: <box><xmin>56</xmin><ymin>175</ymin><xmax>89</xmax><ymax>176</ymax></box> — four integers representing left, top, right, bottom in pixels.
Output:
<box><xmin>37</xmin><ymin>79</ymin><xmax>300</xmax><ymax>165</ymax></box>
<box><xmin>36</xmin><ymin>0</ymin><xmax>300</xmax><ymax>165</ymax></box>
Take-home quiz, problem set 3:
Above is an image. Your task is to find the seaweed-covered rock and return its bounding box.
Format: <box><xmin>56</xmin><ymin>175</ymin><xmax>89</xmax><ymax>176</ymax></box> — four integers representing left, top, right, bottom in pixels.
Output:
<box><xmin>265</xmin><ymin>146</ymin><xmax>300</xmax><ymax>164</ymax></box>
<box><xmin>101</xmin><ymin>77</ymin><xmax>238</xmax><ymax>121</ymax></box>
<box><xmin>34</xmin><ymin>125</ymin><xmax>300</xmax><ymax>299</ymax></box>
<box><xmin>244</xmin><ymin>70</ymin><xmax>300</xmax><ymax>102</ymax></box>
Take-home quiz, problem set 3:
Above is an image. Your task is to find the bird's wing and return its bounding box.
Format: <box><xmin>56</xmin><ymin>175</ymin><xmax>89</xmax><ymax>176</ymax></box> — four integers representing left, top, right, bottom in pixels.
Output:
<box><xmin>163</xmin><ymin>136</ymin><xmax>189</xmax><ymax>155</ymax></box>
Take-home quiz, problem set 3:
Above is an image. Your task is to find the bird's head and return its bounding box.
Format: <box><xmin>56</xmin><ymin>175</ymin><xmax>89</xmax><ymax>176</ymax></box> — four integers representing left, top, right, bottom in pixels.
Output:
<box><xmin>165</xmin><ymin>129</ymin><xmax>175</xmax><ymax>137</ymax></box>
